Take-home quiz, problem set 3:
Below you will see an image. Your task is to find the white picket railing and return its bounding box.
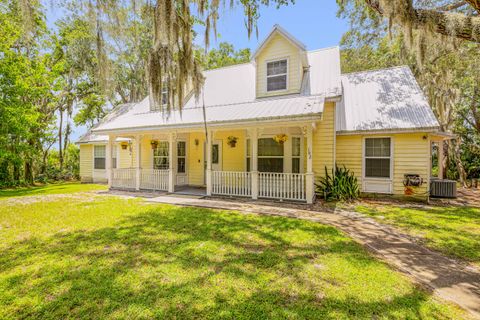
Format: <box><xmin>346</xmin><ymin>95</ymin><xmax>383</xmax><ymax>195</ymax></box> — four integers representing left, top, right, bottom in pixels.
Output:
<box><xmin>212</xmin><ymin>171</ymin><xmax>251</xmax><ymax>197</ymax></box>
<box><xmin>259</xmin><ymin>172</ymin><xmax>306</xmax><ymax>201</ymax></box>
<box><xmin>140</xmin><ymin>169</ymin><xmax>169</xmax><ymax>191</ymax></box>
<box><xmin>112</xmin><ymin>168</ymin><xmax>136</xmax><ymax>189</ymax></box>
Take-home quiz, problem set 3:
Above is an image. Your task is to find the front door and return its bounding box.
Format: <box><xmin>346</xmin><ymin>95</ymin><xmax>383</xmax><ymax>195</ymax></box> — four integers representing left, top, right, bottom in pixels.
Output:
<box><xmin>204</xmin><ymin>140</ymin><xmax>222</xmax><ymax>184</ymax></box>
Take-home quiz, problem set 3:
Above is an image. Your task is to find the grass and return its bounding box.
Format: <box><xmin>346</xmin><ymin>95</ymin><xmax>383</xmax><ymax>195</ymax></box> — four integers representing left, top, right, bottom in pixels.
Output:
<box><xmin>0</xmin><ymin>182</ymin><xmax>107</xmax><ymax>198</ymax></box>
<box><xmin>0</xmin><ymin>190</ymin><xmax>468</xmax><ymax>319</ymax></box>
<box><xmin>355</xmin><ymin>204</ymin><xmax>480</xmax><ymax>266</ymax></box>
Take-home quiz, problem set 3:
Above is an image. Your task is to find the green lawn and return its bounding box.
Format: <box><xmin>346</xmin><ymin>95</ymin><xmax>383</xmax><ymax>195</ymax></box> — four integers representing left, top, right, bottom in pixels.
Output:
<box><xmin>0</xmin><ymin>182</ymin><xmax>107</xmax><ymax>198</ymax></box>
<box><xmin>0</xmin><ymin>187</ymin><xmax>467</xmax><ymax>319</ymax></box>
<box><xmin>355</xmin><ymin>204</ymin><xmax>480</xmax><ymax>266</ymax></box>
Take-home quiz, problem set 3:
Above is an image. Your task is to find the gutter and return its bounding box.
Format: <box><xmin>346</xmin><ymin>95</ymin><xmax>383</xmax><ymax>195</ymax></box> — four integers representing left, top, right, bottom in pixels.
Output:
<box><xmin>336</xmin><ymin>127</ymin><xmax>442</xmax><ymax>135</ymax></box>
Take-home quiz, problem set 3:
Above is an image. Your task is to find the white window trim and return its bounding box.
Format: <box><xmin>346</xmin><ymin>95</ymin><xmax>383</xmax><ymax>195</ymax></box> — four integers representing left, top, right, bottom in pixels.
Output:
<box><xmin>266</xmin><ymin>57</ymin><xmax>289</xmax><ymax>93</ymax></box>
<box><xmin>93</xmin><ymin>144</ymin><xmax>107</xmax><ymax>171</ymax></box>
<box><xmin>362</xmin><ymin>136</ymin><xmax>394</xmax><ymax>194</ymax></box>
<box><xmin>248</xmin><ymin>135</ymin><xmax>304</xmax><ymax>173</ymax></box>
<box><xmin>177</xmin><ymin>140</ymin><xmax>187</xmax><ymax>174</ymax></box>
<box><xmin>152</xmin><ymin>140</ymin><xmax>170</xmax><ymax>170</ymax></box>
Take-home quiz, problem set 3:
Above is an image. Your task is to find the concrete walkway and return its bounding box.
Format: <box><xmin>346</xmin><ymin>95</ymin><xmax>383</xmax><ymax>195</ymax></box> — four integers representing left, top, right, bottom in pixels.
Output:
<box><xmin>147</xmin><ymin>195</ymin><xmax>480</xmax><ymax>319</ymax></box>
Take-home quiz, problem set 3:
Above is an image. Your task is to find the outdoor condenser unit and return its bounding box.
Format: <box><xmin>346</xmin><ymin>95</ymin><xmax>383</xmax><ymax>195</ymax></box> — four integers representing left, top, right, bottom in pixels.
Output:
<box><xmin>430</xmin><ymin>178</ymin><xmax>457</xmax><ymax>198</ymax></box>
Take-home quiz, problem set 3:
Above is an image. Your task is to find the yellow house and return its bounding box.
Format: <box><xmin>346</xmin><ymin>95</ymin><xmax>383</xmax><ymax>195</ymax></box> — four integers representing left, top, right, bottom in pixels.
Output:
<box><xmin>77</xmin><ymin>25</ymin><xmax>450</xmax><ymax>203</ymax></box>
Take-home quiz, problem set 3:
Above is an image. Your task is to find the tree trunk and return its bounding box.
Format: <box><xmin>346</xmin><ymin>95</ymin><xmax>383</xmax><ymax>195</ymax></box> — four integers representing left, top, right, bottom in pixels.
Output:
<box><xmin>453</xmin><ymin>138</ymin><xmax>468</xmax><ymax>187</ymax></box>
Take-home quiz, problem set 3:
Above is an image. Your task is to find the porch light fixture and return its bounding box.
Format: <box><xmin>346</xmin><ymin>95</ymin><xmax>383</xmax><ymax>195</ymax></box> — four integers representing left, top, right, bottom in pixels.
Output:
<box><xmin>194</xmin><ymin>138</ymin><xmax>199</xmax><ymax>146</ymax></box>
<box><xmin>273</xmin><ymin>134</ymin><xmax>288</xmax><ymax>145</ymax></box>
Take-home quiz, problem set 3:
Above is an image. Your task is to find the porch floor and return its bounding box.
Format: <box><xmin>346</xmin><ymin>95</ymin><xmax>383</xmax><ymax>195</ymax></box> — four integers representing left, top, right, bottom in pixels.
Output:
<box><xmin>174</xmin><ymin>185</ymin><xmax>207</xmax><ymax>197</ymax></box>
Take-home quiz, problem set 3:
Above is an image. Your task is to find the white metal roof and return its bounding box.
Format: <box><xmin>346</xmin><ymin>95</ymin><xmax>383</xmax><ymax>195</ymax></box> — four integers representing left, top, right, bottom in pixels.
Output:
<box><xmin>76</xmin><ymin>131</ymin><xmax>131</xmax><ymax>144</ymax></box>
<box><xmin>93</xmin><ymin>95</ymin><xmax>325</xmax><ymax>134</ymax></box>
<box><xmin>90</xmin><ymin>45</ymin><xmax>340</xmax><ymax>136</ymax></box>
<box><xmin>337</xmin><ymin>66</ymin><xmax>439</xmax><ymax>133</ymax></box>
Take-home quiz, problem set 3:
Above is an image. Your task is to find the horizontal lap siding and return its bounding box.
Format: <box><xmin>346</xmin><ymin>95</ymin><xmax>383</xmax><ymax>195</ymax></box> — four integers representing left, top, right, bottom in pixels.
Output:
<box><xmin>213</xmin><ymin>130</ymin><xmax>247</xmax><ymax>172</ymax></box>
<box><xmin>335</xmin><ymin>132</ymin><xmax>430</xmax><ymax>198</ymax></box>
<box><xmin>80</xmin><ymin>144</ymin><xmax>93</xmax><ymax>182</ymax></box>
<box><xmin>118</xmin><ymin>142</ymin><xmax>133</xmax><ymax>168</ymax></box>
<box><xmin>312</xmin><ymin>102</ymin><xmax>335</xmax><ymax>181</ymax></box>
<box><xmin>336</xmin><ymin>135</ymin><xmax>362</xmax><ymax>186</ymax></box>
<box><xmin>393</xmin><ymin>133</ymin><xmax>429</xmax><ymax>197</ymax></box>
<box><xmin>256</xmin><ymin>33</ymin><xmax>302</xmax><ymax>98</ymax></box>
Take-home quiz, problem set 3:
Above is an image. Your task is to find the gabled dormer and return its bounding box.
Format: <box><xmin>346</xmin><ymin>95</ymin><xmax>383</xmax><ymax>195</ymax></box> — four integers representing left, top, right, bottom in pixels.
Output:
<box><xmin>253</xmin><ymin>25</ymin><xmax>309</xmax><ymax>98</ymax></box>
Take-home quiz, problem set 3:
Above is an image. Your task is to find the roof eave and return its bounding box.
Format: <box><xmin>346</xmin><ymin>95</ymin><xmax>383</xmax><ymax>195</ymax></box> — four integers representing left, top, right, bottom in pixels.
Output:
<box><xmin>336</xmin><ymin>126</ymin><xmax>441</xmax><ymax>135</ymax></box>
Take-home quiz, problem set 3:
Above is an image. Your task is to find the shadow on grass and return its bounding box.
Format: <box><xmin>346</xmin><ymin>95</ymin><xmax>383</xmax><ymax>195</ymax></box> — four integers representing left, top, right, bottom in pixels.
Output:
<box><xmin>0</xmin><ymin>183</ymin><xmax>105</xmax><ymax>198</ymax></box>
<box><xmin>0</xmin><ymin>205</ymin><xmax>450</xmax><ymax>319</ymax></box>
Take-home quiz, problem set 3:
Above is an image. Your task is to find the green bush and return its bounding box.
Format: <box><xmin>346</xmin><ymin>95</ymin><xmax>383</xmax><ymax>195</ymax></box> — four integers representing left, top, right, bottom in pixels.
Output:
<box><xmin>316</xmin><ymin>165</ymin><xmax>359</xmax><ymax>201</ymax></box>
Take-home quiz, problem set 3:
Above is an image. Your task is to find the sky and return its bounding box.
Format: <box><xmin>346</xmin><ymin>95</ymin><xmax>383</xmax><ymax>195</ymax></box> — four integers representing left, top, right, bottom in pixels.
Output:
<box><xmin>47</xmin><ymin>0</ymin><xmax>350</xmax><ymax>142</ymax></box>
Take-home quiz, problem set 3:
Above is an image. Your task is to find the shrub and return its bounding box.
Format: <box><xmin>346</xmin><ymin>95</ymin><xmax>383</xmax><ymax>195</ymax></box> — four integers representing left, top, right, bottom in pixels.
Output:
<box><xmin>316</xmin><ymin>165</ymin><xmax>359</xmax><ymax>201</ymax></box>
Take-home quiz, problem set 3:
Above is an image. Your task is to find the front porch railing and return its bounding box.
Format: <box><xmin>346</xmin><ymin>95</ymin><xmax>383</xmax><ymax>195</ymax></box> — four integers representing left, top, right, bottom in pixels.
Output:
<box><xmin>140</xmin><ymin>169</ymin><xmax>169</xmax><ymax>191</ymax></box>
<box><xmin>259</xmin><ymin>172</ymin><xmax>306</xmax><ymax>201</ymax></box>
<box><xmin>112</xmin><ymin>168</ymin><xmax>136</xmax><ymax>189</ymax></box>
<box><xmin>212</xmin><ymin>171</ymin><xmax>251</xmax><ymax>197</ymax></box>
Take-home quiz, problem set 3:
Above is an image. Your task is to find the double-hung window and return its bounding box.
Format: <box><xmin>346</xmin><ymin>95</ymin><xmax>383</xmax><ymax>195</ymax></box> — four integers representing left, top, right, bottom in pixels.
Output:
<box><xmin>177</xmin><ymin>141</ymin><xmax>186</xmax><ymax>173</ymax></box>
<box><xmin>364</xmin><ymin>138</ymin><xmax>391</xmax><ymax>178</ymax></box>
<box><xmin>267</xmin><ymin>59</ymin><xmax>287</xmax><ymax>92</ymax></box>
<box><xmin>94</xmin><ymin>145</ymin><xmax>106</xmax><ymax>170</ymax></box>
<box><xmin>153</xmin><ymin>141</ymin><xmax>169</xmax><ymax>169</ymax></box>
<box><xmin>258</xmin><ymin>138</ymin><xmax>284</xmax><ymax>173</ymax></box>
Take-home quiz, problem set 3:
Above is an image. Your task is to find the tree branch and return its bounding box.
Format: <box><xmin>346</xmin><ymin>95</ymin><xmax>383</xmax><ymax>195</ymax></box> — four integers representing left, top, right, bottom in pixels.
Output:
<box><xmin>364</xmin><ymin>0</ymin><xmax>480</xmax><ymax>43</ymax></box>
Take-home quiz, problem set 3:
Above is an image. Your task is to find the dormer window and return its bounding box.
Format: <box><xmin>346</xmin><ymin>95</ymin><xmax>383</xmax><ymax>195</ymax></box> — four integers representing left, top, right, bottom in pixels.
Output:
<box><xmin>150</xmin><ymin>85</ymin><xmax>168</xmax><ymax>112</ymax></box>
<box><xmin>267</xmin><ymin>59</ymin><xmax>288</xmax><ymax>92</ymax></box>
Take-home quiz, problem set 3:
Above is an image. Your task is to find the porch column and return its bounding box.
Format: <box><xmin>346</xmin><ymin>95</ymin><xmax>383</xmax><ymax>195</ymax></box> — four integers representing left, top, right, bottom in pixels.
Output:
<box><xmin>306</xmin><ymin>125</ymin><xmax>314</xmax><ymax>204</ymax></box>
<box><xmin>251</xmin><ymin>128</ymin><xmax>259</xmax><ymax>200</ymax></box>
<box><xmin>206</xmin><ymin>130</ymin><xmax>213</xmax><ymax>196</ymax></box>
<box><xmin>135</xmin><ymin>135</ymin><xmax>142</xmax><ymax>190</ymax></box>
<box><xmin>168</xmin><ymin>133</ymin><xmax>175</xmax><ymax>193</ymax></box>
<box><xmin>438</xmin><ymin>140</ymin><xmax>444</xmax><ymax>179</ymax></box>
<box><xmin>107</xmin><ymin>135</ymin><xmax>114</xmax><ymax>188</ymax></box>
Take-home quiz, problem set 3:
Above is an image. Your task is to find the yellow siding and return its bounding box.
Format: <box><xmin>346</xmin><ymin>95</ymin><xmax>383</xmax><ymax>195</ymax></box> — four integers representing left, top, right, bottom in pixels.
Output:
<box><xmin>80</xmin><ymin>144</ymin><xmax>93</xmax><ymax>182</ymax></box>
<box><xmin>140</xmin><ymin>135</ymin><xmax>153</xmax><ymax>169</ymax></box>
<box><xmin>336</xmin><ymin>135</ymin><xmax>363</xmax><ymax>186</ymax></box>
<box><xmin>118</xmin><ymin>142</ymin><xmax>134</xmax><ymax>168</ymax></box>
<box><xmin>335</xmin><ymin>132</ymin><xmax>431</xmax><ymax>198</ymax></box>
<box><xmin>393</xmin><ymin>133</ymin><xmax>430</xmax><ymax>196</ymax></box>
<box><xmin>188</xmin><ymin>132</ymin><xmax>205</xmax><ymax>186</ymax></box>
<box><xmin>255</xmin><ymin>32</ymin><xmax>303</xmax><ymax>98</ymax></box>
<box><xmin>213</xmin><ymin>130</ymin><xmax>247</xmax><ymax>171</ymax></box>
<box><xmin>312</xmin><ymin>102</ymin><xmax>336</xmax><ymax>181</ymax></box>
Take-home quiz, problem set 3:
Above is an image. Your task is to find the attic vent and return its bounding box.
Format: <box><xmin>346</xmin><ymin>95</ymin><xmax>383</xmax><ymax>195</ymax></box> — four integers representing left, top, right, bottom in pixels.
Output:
<box><xmin>430</xmin><ymin>179</ymin><xmax>457</xmax><ymax>198</ymax></box>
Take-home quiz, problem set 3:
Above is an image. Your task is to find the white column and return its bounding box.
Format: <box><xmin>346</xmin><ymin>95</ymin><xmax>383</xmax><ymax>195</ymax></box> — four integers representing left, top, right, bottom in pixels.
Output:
<box><xmin>438</xmin><ymin>140</ymin><xmax>444</xmax><ymax>179</ymax></box>
<box><xmin>306</xmin><ymin>125</ymin><xmax>314</xmax><ymax>204</ymax></box>
<box><xmin>107</xmin><ymin>135</ymin><xmax>114</xmax><ymax>188</ymax></box>
<box><xmin>168</xmin><ymin>133</ymin><xmax>175</xmax><ymax>193</ymax></box>
<box><xmin>251</xmin><ymin>128</ymin><xmax>259</xmax><ymax>200</ymax></box>
<box><xmin>135</xmin><ymin>135</ymin><xmax>141</xmax><ymax>191</ymax></box>
<box><xmin>206</xmin><ymin>130</ymin><xmax>213</xmax><ymax>196</ymax></box>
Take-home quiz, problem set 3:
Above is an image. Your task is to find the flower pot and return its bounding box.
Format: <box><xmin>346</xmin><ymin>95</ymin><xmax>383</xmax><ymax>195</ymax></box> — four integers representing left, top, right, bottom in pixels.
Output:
<box><xmin>228</xmin><ymin>141</ymin><xmax>237</xmax><ymax>148</ymax></box>
<box><xmin>121</xmin><ymin>144</ymin><xmax>128</xmax><ymax>150</ymax></box>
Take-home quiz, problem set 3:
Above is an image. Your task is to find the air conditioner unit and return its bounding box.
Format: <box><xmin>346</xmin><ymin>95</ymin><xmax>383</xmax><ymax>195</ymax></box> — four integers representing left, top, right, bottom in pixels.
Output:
<box><xmin>430</xmin><ymin>179</ymin><xmax>457</xmax><ymax>198</ymax></box>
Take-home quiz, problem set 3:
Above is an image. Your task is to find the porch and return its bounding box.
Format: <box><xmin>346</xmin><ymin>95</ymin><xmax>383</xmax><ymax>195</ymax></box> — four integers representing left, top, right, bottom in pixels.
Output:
<box><xmin>105</xmin><ymin>125</ymin><xmax>316</xmax><ymax>203</ymax></box>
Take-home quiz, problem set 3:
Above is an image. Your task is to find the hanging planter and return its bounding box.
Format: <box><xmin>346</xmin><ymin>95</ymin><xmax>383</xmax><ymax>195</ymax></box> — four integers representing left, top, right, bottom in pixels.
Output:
<box><xmin>273</xmin><ymin>134</ymin><xmax>288</xmax><ymax>145</ymax></box>
<box><xmin>150</xmin><ymin>140</ymin><xmax>158</xmax><ymax>149</ymax></box>
<box><xmin>121</xmin><ymin>142</ymin><xmax>129</xmax><ymax>150</ymax></box>
<box><xmin>227</xmin><ymin>136</ymin><xmax>238</xmax><ymax>148</ymax></box>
